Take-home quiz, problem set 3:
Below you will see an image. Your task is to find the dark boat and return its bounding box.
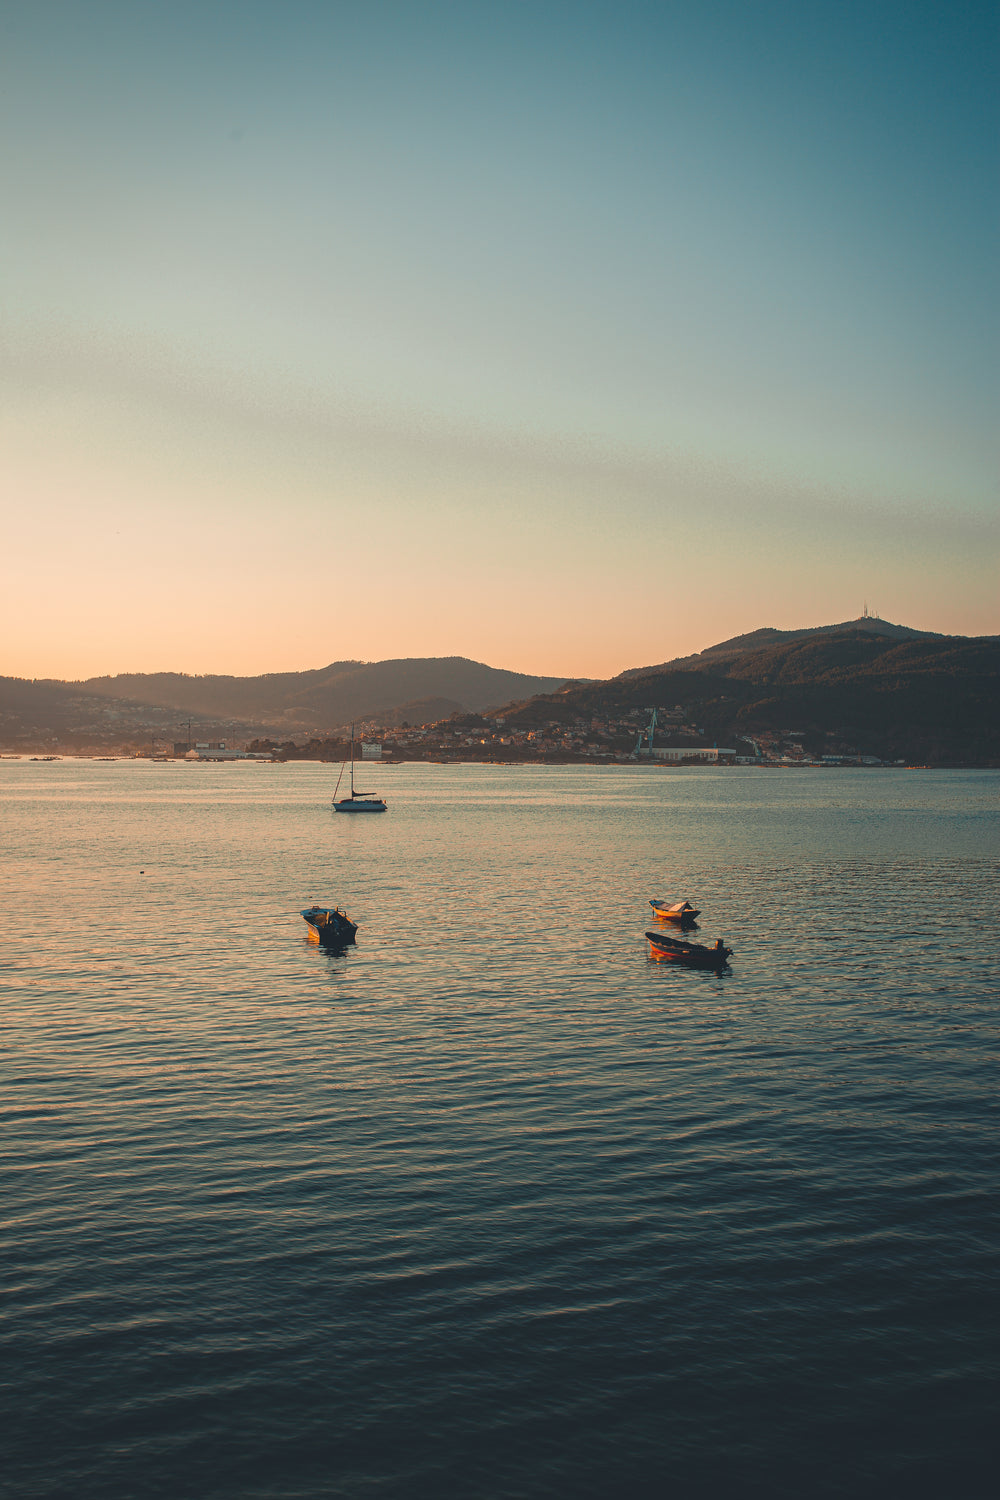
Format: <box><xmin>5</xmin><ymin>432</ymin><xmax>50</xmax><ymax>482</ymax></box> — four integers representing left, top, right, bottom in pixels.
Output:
<box><xmin>649</xmin><ymin>899</ymin><xmax>700</xmax><ymax>924</ymax></box>
<box><xmin>645</xmin><ymin>930</ymin><xmax>732</xmax><ymax>968</ymax></box>
<box><xmin>301</xmin><ymin>907</ymin><xmax>358</xmax><ymax>946</ymax></box>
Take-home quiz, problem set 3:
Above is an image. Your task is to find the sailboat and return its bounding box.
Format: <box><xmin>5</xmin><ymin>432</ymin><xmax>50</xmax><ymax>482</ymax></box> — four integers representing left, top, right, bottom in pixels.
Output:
<box><xmin>333</xmin><ymin>726</ymin><xmax>387</xmax><ymax>813</ymax></box>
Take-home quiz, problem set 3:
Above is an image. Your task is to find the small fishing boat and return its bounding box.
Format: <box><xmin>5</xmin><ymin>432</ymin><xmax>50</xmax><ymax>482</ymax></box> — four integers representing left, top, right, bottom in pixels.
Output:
<box><xmin>649</xmin><ymin>899</ymin><xmax>700</xmax><ymax>923</ymax></box>
<box><xmin>333</xmin><ymin>725</ymin><xmax>387</xmax><ymax>813</ymax></box>
<box><xmin>301</xmin><ymin>907</ymin><xmax>358</xmax><ymax>946</ymax></box>
<box><xmin>646</xmin><ymin>931</ymin><xmax>732</xmax><ymax>968</ymax></box>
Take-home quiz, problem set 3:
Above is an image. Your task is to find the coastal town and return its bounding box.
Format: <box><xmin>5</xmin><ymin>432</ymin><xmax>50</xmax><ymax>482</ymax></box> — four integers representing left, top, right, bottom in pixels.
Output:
<box><xmin>0</xmin><ymin>689</ymin><xmax>905</xmax><ymax>766</ymax></box>
<box><xmin>249</xmin><ymin>706</ymin><xmax>895</xmax><ymax>766</ymax></box>
<box><xmin>2</xmin><ymin>703</ymin><xmax>897</xmax><ymax>765</ymax></box>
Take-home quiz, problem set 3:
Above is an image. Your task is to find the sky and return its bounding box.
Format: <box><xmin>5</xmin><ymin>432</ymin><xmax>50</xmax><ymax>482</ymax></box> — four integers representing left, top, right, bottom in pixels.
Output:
<box><xmin>2</xmin><ymin>0</ymin><xmax>997</xmax><ymax>681</ymax></box>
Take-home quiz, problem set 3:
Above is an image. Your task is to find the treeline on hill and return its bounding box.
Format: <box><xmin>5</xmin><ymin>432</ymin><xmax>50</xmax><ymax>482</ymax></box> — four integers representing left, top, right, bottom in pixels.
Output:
<box><xmin>499</xmin><ymin>632</ymin><xmax>1000</xmax><ymax>764</ymax></box>
<box><xmin>71</xmin><ymin>659</ymin><xmax>567</xmax><ymax>728</ymax></box>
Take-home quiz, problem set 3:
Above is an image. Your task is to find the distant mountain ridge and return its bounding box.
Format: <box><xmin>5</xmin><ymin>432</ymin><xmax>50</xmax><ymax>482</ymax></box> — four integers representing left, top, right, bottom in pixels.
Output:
<box><xmin>2</xmin><ymin>621</ymin><xmax>997</xmax><ymax>761</ymax></box>
<box><xmin>72</xmin><ymin>657</ymin><xmax>569</xmax><ymax>728</ymax></box>
<box><xmin>0</xmin><ymin>657</ymin><xmax>572</xmax><ymax>747</ymax></box>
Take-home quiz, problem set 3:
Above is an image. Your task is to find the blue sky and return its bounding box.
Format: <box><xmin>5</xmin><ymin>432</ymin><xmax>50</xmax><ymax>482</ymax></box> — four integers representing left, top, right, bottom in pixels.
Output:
<box><xmin>2</xmin><ymin>0</ymin><xmax>996</xmax><ymax>677</ymax></box>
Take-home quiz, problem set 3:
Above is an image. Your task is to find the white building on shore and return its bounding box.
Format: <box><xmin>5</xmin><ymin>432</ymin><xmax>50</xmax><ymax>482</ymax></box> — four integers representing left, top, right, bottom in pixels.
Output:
<box><xmin>650</xmin><ymin>747</ymin><xmax>737</xmax><ymax>762</ymax></box>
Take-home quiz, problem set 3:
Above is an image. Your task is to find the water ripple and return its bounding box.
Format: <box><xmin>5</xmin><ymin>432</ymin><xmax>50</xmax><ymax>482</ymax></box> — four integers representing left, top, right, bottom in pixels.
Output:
<box><xmin>1</xmin><ymin>763</ymin><xmax>997</xmax><ymax>1498</ymax></box>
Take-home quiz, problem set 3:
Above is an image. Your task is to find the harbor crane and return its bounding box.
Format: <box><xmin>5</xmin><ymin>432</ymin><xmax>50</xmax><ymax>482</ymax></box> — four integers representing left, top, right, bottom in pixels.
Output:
<box><xmin>634</xmin><ymin>707</ymin><xmax>658</xmax><ymax>757</ymax></box>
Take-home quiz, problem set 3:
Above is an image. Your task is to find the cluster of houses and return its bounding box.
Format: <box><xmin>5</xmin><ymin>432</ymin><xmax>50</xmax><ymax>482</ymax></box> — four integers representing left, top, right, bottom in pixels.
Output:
<box><xmin>167</xmin><ymin>711</ymin><xmax>892</xmax><ymax>768</ymax></box>
<box><xmin>362</xmin><ymin>710</ymin><xmax>893</xmax><ymax>766</ymax></box>
<box><xmin>370</xmin><ymin>711</ymin><xmax>718</xmax><ymax>761</ymax></box>
<box><xmin>345</xmin><ymin>712</ymin><xmax>885</xmax><ymax>766</ymax></box>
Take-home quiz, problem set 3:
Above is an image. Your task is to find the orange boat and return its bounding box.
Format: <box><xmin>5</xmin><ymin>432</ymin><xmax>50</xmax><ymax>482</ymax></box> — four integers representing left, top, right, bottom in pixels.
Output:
<box><xmin>649</xmin><ymin>899</ymin><xmax>700</xmax><ymax>923</ymax></box>
<box><xmin>301</xmin><ymin>907</ymin><xmax>357</xmax><ymax>946</ymax></box>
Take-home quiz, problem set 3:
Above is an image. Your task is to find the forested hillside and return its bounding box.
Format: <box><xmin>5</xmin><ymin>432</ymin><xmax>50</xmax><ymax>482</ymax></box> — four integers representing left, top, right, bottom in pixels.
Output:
<box><xmin>494</xmin><ymin>629</ymin><xmax>1000</xmax><ymax>764</ymax></box>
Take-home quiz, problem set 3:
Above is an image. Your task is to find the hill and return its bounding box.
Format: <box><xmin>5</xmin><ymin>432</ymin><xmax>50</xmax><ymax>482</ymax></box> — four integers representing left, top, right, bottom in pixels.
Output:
<box><xmin>616</xmin><ymin>615</ymin><xmax>948</xmax><ymax>677</ymax></box>
<box><xmin>0</xmin><ymin>677</ymin><xmax>173</xmax><ymax>751</ymax></box>
<box><xmin>0</xmin><ymin>658</ymin><xmax>571</xmax><ymax>750</ymax></box>
<box><xmin>489</xmin><ymin>624</ymin><xmax>1000</xmax><ymax>764</ymax></box>
<box><xmin>73</xmin><ymin>657</ymin><xmax>570</xmax><ymax>729</ymax></box>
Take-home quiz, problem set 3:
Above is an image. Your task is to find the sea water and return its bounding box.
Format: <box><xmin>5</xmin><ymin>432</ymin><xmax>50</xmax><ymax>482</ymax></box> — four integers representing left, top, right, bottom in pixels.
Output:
<box><xmin>2</xmin><ymin>761</ymin><xmax>997</xmax><ymax>1498</ymax></box>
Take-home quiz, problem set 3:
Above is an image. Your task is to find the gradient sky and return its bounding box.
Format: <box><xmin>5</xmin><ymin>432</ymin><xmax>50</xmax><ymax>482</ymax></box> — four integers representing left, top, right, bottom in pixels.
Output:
<box><xmin>2</xmin><ymin>0</ymin><xmax>997</xmax><ymax>680</ymax></box>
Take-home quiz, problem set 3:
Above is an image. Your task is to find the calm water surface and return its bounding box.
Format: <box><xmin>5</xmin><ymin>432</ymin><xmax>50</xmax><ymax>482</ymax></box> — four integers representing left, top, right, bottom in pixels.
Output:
<box><xmin>2</xmin><ymin>762</ymin><xmax>997</xmax><ymax>1498</ymax></box>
